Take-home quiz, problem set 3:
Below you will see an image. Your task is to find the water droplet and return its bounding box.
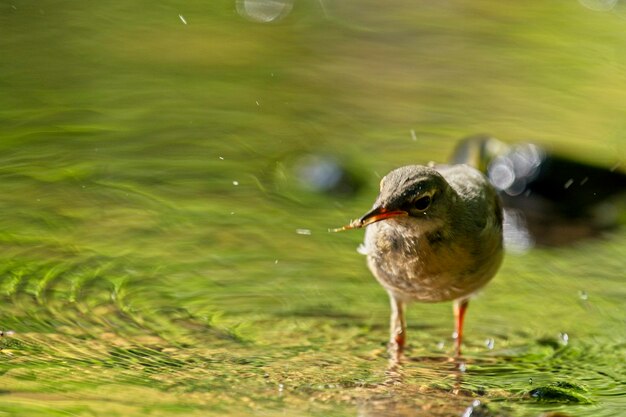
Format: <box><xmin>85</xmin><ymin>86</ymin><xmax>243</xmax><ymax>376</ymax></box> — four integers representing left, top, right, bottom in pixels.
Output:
<box><xmin>356</xmin><ymin>244</ymin><xmax>368</xmax><ymax>255</ymax></box>
<box><xmin>609</xmin><ymin>161</ymin><xmax>621</xmax><ymax>172</ymax></box>
<box><xmin>296</xmin><ymin>229</ymin><xmax>311</xmax><ymax>235</ymax></box>
<box><xmin>461</xmin><ymin>399</ymin><xmax>479</xmax><ymax>417</ymax></box>
<box><xmin>485</xmin><ymin>338</ymin><xmax>495</xmax><ymax>350</ymax></box>
<box><xmin>489</xmin><ymin>156</ymin><xmax>516</xmax><ymax>191</ymax></box>
<box><xmin>560</xmin><ymin>332</ymin><xmax>569</xmax><ymax>345</ymax></box>
<box><xmin>502</xmin><ymin>209</ymin><xmax>534</xmax><ymax>253</ymax></box>
<box><xmin>579</xmin><ymin>0</ymin><xmax>618</xmax><ymax>12</ymax></box>
<box><xmin>236</xmin><ymin>0</ymin><xmax>293</xmax><ymax>23</ymax></box>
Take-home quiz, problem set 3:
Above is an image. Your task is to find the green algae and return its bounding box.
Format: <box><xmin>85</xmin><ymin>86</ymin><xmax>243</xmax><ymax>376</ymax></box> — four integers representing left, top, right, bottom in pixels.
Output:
<box><xmin>527</xmin><ymin>382</ymin><xmax>592</xmax><ymax>404</ymax></box>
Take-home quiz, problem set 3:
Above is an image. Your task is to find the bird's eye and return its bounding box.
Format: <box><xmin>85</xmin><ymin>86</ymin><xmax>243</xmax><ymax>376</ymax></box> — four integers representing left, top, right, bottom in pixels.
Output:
<box><xmin>413</xmin><ymin>195</ymin><xmax>431</xmax><ymax>211</ymax></box>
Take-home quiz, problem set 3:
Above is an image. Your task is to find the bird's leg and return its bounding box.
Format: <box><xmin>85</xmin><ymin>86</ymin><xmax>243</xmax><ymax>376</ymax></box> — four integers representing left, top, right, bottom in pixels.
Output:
<box><xmin>388</xmin><ymin>294</ymin><xmax>406</xmax><ymax>358</ymax></box>
<box><xmin>453</xmin><ymin>298</ymin><xmax>469</xmax><ymax>357</ymax></box>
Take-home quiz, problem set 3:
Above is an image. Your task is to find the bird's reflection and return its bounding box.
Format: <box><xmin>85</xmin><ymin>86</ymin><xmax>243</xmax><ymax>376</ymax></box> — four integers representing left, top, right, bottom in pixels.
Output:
<box><xmin>354</xmin><ymin>355</ymin><xmax>494</xmax><ymax>417</ymax></box>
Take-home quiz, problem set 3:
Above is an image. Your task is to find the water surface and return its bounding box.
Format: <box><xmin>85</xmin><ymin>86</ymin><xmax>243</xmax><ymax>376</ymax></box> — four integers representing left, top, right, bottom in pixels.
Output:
<box><xmin>1</xmin><ymin>1</ymin><xmax>625</xmax><ymax>416</ymax></box>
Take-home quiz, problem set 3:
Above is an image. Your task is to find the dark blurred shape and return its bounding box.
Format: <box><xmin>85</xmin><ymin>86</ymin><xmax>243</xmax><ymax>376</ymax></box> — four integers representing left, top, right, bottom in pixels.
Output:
<box><xmin>293</xmin><ymin>153</ymin><xmax>362</xmax><ymax>196</ymax></box>
<box><xmin>451</xmin><ymin>135</ymin><xmax>626</xmax><ymax>248</ymax></box>
<box><xmin>295</xmin><ymin>154</ymin><xmax>345</xmax><ymax>193</ymax></box>
<box><xmin>274</xmin><ymin>153</ymin><xmax>363</xmax><ymax>200</ymax></box>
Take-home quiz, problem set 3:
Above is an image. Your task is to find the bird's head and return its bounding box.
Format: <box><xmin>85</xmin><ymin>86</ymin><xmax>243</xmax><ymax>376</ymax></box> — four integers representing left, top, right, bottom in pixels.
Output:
<box><xmin>356</xmin><ymin>165</ymin><xmax>453</xmax><ymax>229</ymax></box>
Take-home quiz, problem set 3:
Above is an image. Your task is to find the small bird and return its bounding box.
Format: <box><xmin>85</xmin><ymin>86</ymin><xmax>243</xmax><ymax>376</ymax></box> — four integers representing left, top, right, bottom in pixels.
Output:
<box><xmin>335</xmin><ymin>164</ymin><xmax>503</xmax><ymax>358</ymax></box>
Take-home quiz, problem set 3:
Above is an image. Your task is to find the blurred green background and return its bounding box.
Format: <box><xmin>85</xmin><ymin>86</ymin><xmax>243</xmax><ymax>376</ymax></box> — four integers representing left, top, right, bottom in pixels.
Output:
<box><xmin>1</xmin><ymin>1</ymin><xmax>625</xmax><ymax>416</ymax></box>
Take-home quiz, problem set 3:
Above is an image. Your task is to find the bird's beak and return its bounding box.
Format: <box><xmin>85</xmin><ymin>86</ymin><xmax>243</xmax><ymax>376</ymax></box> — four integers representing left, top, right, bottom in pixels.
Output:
<box><xmin>331</xmin><ymin>206</ymin><xmax>408</xmax><ymax>232</ymax></box>
<box><xmin>358</xmin><ymin>206</ymin><xmax>408</xmax><ymax>227</ymax></box>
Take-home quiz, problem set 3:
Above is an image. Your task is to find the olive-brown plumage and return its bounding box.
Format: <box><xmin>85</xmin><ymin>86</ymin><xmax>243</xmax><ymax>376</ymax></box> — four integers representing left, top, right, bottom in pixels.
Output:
<box><xmin>348</xmin><ymin>164</ymin><xmax>503</xmax><ymax>357</ymax></box>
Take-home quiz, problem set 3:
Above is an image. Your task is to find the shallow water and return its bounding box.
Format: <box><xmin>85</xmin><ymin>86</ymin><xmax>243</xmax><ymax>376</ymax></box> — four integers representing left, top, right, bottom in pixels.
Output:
<box><xmin>1</xmin><ymin>1</ymin><xmax>625</xmax><ymax>416</ymax></box>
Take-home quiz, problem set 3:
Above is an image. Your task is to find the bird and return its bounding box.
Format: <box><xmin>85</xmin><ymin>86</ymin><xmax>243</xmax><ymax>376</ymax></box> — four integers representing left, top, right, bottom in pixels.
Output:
<box><xmin>335</xmin><ymin>164</ymin><xmax>503</xmax><ymax>358</ymax></box>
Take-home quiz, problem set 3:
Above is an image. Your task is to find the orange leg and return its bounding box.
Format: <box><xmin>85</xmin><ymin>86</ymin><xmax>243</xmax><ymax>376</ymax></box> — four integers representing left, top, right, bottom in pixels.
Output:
<box><xmin>453</xmin><ymin>298</ymin><xmax>469</xmax><ymax>357</ymax></box>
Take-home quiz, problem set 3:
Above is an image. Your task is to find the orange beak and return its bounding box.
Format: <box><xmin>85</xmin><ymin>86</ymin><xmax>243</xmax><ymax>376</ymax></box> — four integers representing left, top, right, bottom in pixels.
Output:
<box><xmin>331</xmin><ymin>207</ymin><xmax>408</xmax><ymax>232</ymax></box>
<box><xmin>358</xmin><ymin>206</ymin><xmax>408</xmax><ymax>227</ymax></box>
